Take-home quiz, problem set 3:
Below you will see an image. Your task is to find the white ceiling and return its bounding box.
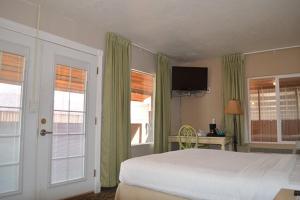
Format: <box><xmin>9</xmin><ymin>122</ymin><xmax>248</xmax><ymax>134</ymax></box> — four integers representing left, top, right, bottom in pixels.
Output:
<box><xmin>28</xmin><ymin>0</ymin><xmax>300</xmax><ymax>60</ymax></box>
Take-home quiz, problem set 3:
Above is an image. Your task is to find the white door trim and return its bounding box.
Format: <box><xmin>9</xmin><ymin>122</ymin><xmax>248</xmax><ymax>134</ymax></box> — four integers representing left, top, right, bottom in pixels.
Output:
<box><xmin>94</xmin><ymin>50</ymin><xmax>103</xmax><ymax>193</ymax></box>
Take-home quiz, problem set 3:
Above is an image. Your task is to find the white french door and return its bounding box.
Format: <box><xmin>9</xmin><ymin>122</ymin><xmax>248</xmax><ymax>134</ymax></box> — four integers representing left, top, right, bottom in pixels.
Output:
<box><xmin>0</xmin><ymin>27</ymin><xmax>38</xmax><ymax>200</ymax></box>
<box><xmin>36</xmin><ymin>41</ymin><xmax>97</xmax><ymax>199</ymax></box>
<box><xmin>0</xmin><ymin>25</ymin><xmax>99</xmax><ymax>200</ymax></box>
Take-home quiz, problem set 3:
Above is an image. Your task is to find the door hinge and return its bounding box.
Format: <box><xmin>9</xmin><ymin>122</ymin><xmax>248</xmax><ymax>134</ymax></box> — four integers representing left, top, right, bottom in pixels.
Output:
<box><xmin>95</xmin><ymin>117</ymin><xmax>97</xmax><ymax>125</ymax></box>
<box><xmin>96</xmin><ymin>67</ymin><xmax>99</xmax><ymax>75</ymax></box>
<box><xmin>93</xmin><ymin>169</ymin><xmax>96</xmax><ymax>177</ymax></box>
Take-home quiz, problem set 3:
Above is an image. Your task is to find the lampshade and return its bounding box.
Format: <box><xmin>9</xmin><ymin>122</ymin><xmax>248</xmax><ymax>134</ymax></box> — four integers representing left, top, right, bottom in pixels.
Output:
<box><xmin>225</xmin><ymin>100</ymin><xmax>243</xmax><ymax>115</ymax></box>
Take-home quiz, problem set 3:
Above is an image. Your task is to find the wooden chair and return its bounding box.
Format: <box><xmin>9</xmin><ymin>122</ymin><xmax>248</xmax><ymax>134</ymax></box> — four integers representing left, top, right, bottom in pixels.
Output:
<box><xmin>178</xmin><ymin>125</ymin><xmax>198</xmax><ymax>150</ymax></box>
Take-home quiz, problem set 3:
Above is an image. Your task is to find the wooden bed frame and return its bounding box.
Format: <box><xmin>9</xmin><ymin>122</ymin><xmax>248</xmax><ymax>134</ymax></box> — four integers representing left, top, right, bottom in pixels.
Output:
<box><xmin>115</xmin><ymin>183</ymin><xmax>187</xmax><ymax>200</ymax></box>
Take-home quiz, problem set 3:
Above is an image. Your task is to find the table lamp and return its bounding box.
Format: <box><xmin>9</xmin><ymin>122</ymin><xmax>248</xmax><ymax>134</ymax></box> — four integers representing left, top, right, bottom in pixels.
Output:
<box><xmin>225</xmin><ymin>100</ymin><xmax>243</xmax><ymax>152</ymax></box>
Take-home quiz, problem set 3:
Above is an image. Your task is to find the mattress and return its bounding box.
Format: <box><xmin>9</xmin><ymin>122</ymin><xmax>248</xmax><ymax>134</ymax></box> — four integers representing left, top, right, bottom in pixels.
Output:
<box><xmin>119</xmin><ymin>149</ymin><xmax>300</xmax><ymax>200</ymax></box>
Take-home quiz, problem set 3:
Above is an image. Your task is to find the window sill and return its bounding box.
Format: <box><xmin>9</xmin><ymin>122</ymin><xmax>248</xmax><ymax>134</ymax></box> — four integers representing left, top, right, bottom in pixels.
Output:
<box><xmin>248</xmin><ymin>142</ymin><xmax>296</xmax><ymax>150</ymax></box>
<box><xmin>131</xmin><ymin>142</ymin><xmax>154</xmax><ymax>147</ymax></box>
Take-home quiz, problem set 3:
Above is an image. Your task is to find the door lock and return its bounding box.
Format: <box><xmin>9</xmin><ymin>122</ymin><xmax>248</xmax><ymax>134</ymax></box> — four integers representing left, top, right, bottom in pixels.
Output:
<box><xmin>41</xmin><ymin>118</ymin><xmax>47</xmax><ymax>124</ymax></box>
<box><xmin>40</xmin><ymin>129</ymin><xmax>53</xmax><ymax>136</ymax></box>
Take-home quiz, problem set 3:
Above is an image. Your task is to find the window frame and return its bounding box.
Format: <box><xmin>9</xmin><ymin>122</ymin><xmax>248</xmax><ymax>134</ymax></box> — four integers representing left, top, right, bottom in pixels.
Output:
<box><xmin>247</xmin><ymin>73</ymin><xmax>300</xmax><ymax>144</ymax></box>
<box><xmin>130</xmin><ymin>69</ymin><xmax>156</xmax><ymax>146</ymax></box>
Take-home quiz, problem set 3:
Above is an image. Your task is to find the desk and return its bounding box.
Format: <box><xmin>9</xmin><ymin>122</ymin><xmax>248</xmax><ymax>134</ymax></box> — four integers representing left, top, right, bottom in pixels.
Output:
<box><xmin>296</xmin><ymin>141</ymin><xmax>300</xmax><ymax>153</ymax></box>
<box><xmin>274</xmin><ymin>189</ymin><xmax>299</xmax><ymax>200</ymax></box>
<box><xmin>168</xmin><ymin>136</ymin><xmax>232</xmax><ymax>151</ymax></box>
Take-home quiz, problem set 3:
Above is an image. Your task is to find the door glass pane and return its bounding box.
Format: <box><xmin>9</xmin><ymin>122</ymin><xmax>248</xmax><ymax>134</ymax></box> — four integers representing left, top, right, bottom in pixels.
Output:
<box><xmin>51</xmin><ymin>159</ymin><xmax>67</xmax><ymax>184</ymax></box>
<box><xmin>68</xmin><ymin>112</ymin><xmax>84</xmax><ymax>134</ymax></box>
<box><xmin>0</xmin><ymin>51</ymin><xmax>25</xmax><ymax>194</ymax></box>
<box><xmin>0</xmin><ymin>137</ymin><xmax>20</xmax><ymax>164</ymax></box>
<box><xmin>68</xmin><ymin>157</ymin><xmax>84</xmax><ymax>180</ymax></box>
<box><xmin>0</xmin><ymin>84</ymin><xmax>21</xmax><ymax>107</ymax></box>
<box><xmin>0</xmin><ymin>108</ymin><xmax>21</xmax><ymax>136</ymax></box>
<box><xmin>68</xmin><ymin>135</ymin><xmax>85</xmax><ymax>157</ymax></box>
<box><xmin>51</xmin><ymin>65</ymin><xmax>87</xmax><ymax>184</ymax></box>
<box><xmin>249</xmin><ymin>78</ymin><xmax>277</xmax><ymax>142</ymax></box>
<box><xmin>0</xmin><ymin>165</ymin><xmax>19</xmax><ymax>194</ymax></box>
<box><xmin>70</xmin><ymin>93</ymin><xmax>85</xmax><ymax>112</ymax></box>
<box><xmin>52</xmin><ymin>135</ymin><xmax>68</xmax><ymax>159</ymax></box>
<box><xmin>53</xmin><ymin>111</ymin><xmax>68</xmax><ymax>134</ymax></box>
<box><xmin>54</xmin><ymin>91</ymin><xmax>69</xmax><ymax>111</ymax></box>
<box><xmin>279</xmin><ymin>77</ymin><xmax>300</xmax><ymax>141</ymax></box>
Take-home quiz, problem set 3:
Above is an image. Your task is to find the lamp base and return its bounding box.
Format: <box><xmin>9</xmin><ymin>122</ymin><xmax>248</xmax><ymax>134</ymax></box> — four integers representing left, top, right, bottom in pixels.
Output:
<box><xmin>233</xmin><ymin>134</ymin><xmax>237</xmax><ymax>152</ymax></box>
<box><xmin>233</xmin><ymin>115</ymin><xmax>238</xmax><ymax>152</ymax></box>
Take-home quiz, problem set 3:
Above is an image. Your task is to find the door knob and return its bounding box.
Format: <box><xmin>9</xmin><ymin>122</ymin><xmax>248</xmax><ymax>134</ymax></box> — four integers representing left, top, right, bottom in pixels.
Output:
<box><xmin>40</xmin><ymin>129</ymin><xmax>53</xmax><ymax>136</ymax></box>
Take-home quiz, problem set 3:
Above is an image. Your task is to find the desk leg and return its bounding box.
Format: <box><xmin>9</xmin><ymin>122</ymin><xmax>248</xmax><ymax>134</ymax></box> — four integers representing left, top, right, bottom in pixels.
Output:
<box><xmin>221</xmin><ymin>144</ymin><xmax>225</xmax><ymax>151</ymax></box>
<box><xmin>228</xmin><ymin>143</ymin><xmax>233</xmax><ymax>151</ymax></box>
<box><xmin>168</xmin><ymin>142</ymin><xmax>171</xmax><ymax>151</ymax></box>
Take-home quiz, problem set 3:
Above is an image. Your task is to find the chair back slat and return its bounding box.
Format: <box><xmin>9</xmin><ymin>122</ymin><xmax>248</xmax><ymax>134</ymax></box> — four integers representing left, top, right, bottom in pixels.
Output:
<box><xmin>178</xmin><ymin>125</ymin><xmax>197</xmax><ymax>150</ymax></box>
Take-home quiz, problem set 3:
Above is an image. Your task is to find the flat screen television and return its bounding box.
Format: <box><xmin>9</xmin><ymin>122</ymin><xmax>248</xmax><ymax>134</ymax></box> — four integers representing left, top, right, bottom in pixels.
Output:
<box><xmin>172</xmin><ymin>66</ymin><xmax>208</xmax><ymax>91</ymax></box>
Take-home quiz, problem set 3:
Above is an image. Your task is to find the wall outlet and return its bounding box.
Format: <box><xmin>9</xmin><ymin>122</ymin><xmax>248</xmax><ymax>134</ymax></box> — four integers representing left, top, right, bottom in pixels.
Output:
<box><xmin>206</xmin><ymin>87</ymin><xmax>211</xmax><ymax>94</ymax></box>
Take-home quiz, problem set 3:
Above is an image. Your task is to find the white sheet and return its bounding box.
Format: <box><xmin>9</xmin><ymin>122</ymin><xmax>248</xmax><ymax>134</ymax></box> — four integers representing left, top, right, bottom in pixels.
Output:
<box><xmin>119</xmin><ymin>149</ymin><xmax>300</xmax><ymax>200</ymax></box>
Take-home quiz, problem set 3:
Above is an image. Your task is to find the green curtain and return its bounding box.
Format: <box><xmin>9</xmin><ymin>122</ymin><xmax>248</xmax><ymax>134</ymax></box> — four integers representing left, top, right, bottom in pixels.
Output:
<box><xmin>154</xmin><ymin>54</ymin><xmax>171</xmax><ymax>153</ymax></box>
<box><xmin>100</xmin><ymin>32</ymin><xmax>131</xmax><ymax>187</ymax></box>
<box><xmin>223</xmin><ymin>53</ymin><xmax>245</xmax><ymax>145</ymax></box>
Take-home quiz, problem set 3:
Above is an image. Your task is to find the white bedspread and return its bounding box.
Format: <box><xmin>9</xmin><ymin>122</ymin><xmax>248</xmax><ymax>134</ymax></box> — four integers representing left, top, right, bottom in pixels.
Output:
<box><xmin>119</xmin><ymin>149</ymin><xmax>300</xmax><ymax>200</ymax></box>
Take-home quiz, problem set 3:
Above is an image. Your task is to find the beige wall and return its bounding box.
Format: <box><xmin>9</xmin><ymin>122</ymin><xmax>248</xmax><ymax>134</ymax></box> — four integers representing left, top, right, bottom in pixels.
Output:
<box><xmin>0</xmin><ymin>0</ymin><xmax>37</xmax><ymax>29</ymax></box>
<box><xmin>245</xmin><ymin>47</ymin><xmax>300</xmax><ymax>78</ymax></box>
<box><xmin>171</xmin><ymin>57</ymin><xmax>223</xmax><ymax>134</ymax></box>
<box><xmin>172</xmin><ymin>47</ymin><xmax>300</xmax><ymax>141</ymax></box>
<box><xmin>0</xmin><ymin>0</ymin><xmax>156</xmax><ymax>157</ymax></box>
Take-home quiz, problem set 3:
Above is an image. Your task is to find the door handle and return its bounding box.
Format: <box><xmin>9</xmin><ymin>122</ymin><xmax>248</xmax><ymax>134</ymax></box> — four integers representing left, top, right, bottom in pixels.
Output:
<box><xmin>40</xmin><ymin>129</ymin><xmax>53</xmax><ymax>136</ymax></box>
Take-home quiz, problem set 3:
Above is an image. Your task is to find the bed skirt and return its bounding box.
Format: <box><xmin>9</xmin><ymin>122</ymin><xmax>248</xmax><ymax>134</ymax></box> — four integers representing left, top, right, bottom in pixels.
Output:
<box><xmin>115</xmin><ymin>183</ymin><xmax>187</xmax><ymax>200</ymax></box>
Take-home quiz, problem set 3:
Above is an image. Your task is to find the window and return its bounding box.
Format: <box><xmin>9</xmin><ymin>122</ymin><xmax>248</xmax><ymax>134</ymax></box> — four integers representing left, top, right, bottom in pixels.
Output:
<box><xmin>248</xmin><ymin>75</ymin><xmax>300</xmax><ymax>143</ymax></box>
<box><xmin>51</xmin><ymin>65</ymin><xmax>87</xmax><ymax>184</ymax></box>
<box><xmin>279</xmin><ymin>77</ymin><xmax>300</xmax><ymax>141</ymax></box>
<box><xmin>130</xmin><ymin>70</ymin><xmax>154</xmax><ymax>145</ymax></box>
<box><xmin>0</xmin><ymin>51</ymin><xmax>25</xmax><ymax>193</ymax></box>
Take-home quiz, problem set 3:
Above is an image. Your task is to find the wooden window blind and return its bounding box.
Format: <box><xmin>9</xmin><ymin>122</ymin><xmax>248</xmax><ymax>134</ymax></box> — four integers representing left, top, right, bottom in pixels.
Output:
<box><xmin>55</xmin><ymin>65</ymin><xmax>86</xmax><ymax>93</ymax></box>
<box><xmin>0</xmin><ymin>52</ymin><xmax>25</xmax><ymax>84</ymax></box>
<box><xmin>131</xmin><ymin>70</ymin><xmax>153</xmax><ymax>102</ymax></box>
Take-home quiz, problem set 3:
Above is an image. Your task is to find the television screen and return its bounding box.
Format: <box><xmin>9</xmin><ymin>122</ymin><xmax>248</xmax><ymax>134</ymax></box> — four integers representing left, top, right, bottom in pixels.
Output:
<box><xmin>172</xmin><ymin>66</ymin><xmax>208</xmax><ymax>91</ymax></box>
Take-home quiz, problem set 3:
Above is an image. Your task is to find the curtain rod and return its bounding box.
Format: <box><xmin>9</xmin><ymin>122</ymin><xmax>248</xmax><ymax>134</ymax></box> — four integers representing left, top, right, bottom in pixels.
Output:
<box><xmin>132</xmin><ymin>43</ymin><xmax>300</xmax><ymax>57</ymax></box>
<box><xmin>132</xmin><ymin>42</ymin><xmax>156</xmax><ymax>55</ymax></box>
<box><xmin>243</xmin><ymin>45</ymin><xmax>300</xmax><ymax>55</ymax></box>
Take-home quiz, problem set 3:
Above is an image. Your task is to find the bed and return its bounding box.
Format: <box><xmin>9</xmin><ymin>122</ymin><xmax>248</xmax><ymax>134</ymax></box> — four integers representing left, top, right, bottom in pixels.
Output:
<box><xmin>116</xmin><ymin>149</ymin><xmax>300</xmax><ymax>200</ymax></box>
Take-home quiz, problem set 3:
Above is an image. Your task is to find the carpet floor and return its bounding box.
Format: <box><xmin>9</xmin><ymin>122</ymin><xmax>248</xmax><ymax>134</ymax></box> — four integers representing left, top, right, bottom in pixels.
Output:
<box><xmin>64</xmin><ymin>187</ymin><xmax>116</xmax><ymax>200</ymax></box>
